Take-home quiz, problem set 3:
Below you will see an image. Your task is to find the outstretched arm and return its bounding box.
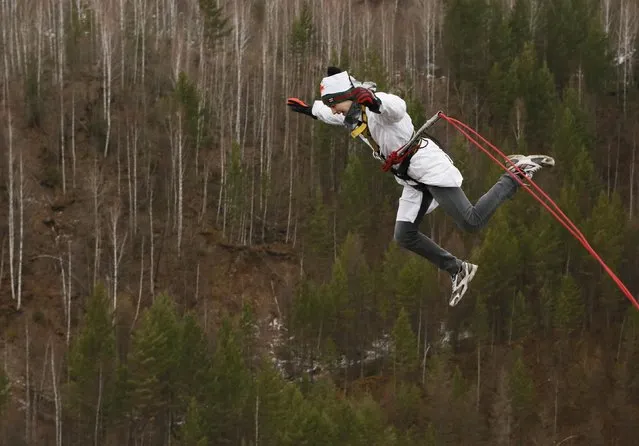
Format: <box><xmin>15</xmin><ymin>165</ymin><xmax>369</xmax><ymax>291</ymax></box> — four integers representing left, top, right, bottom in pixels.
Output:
<box><xmin>286</xmin><ymin>97</ymin><xmax>345</xmax><ymax>126</ymax></box>
<box><xmin>311</xmin><ymin>101</ymin><xmax>345</xmax><ymax>125</ymax></box>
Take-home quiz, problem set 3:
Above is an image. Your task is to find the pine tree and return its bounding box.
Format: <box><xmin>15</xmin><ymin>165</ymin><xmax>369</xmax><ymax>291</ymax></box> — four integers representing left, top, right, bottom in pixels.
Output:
<box><xmin>552</xmin><ymin>274</ymin><xmax>584</xmax><ymax>334</ymax></box>
<box><xmin>396</xmin><ymin>254</ymin><xmax>437</xmax><ymax>320</ymax></box>
<box><xmin>198</xmin><ymin>0</ymin><xmax>231</xmax><ymax>46</ymax></box>
<box><xmin>392</xmin><ymin>308</ymin><xmax>418</xmax><ymax>382</ymax></box>
<box><xmin>175</xmin><ymin>313</ymin><xmax>212</xmax><ymax>409</ymax></box>
<box><xmin>444</xmin><ymin>0</ymin><xmax>491</xmax><ymax>86</ymax></box>
<box><xmin>508</xmin><ymin>347</ymin><xmax>536</xmax><ymax>437</ymax></box>
<box><xmin>488</xmin><ymin>0</ymin><xmax>514</xmax><ymax>67</ymax></box>
<box><xmin>509</xmin><ymin>0</ymin><xmax>532</xmax><ymax>56</ymax></box>
<box><xmin>67</xmin><ymin>283</ymin><xmax>117</xmax><ymax>441</ymax></box>
<box><xmin>177</xmin><ymin>399</ymin><xmax>208</xmax><ymax>446</ymax></box>
<box><xmin>425</xmin><ymin>354</ymin><xmax>484</xmax><ymax>443</ymax></box>
<box><xmin>173</xmin><ymin>72</ymin><xmax>211</xmax><ymax>150</ymax></box>
<box><xmin>350</xmin><ymin>395</ymin><xmax>398</xmax><ymax>446</ymax></box>
<box><xmin>252</xmin><ymin>359</ymin><xmax>298</xmax><ymax>446</ymax></box>
<box><xmin>487</xmin><ymin>61</ymin><xmax>518</xmax><ymax>133</ymax></box>
<box><xmin>127</xmin><ymin>294</ymin><xmax>181</xmax><ymax>435</ymax></box>
<box><xmin>539</xmin><ymin>0</ymin><xmax>610</xmax><ymax>91</ymax></box>
<box><xmin>202</xmin><ymin>317</ymin><xmax>252</xmax><ymax>443</ymax></box>
<box><xmin>513</xmin><ymin>42</ymin><xmax>557</xmax><ymax>148</ymax></box>
<box><xmin>473</xmin><ymin>208</ymin><xmax>523</xmax><ymax>340</ymax></box>
<box><xmin>290</xmin><ymin>278</ymin><xmax>322</xmax><ymax>366</ymax></box>
<box><xmin>325</xmin><ymin>233</ymin><xmax>372</xmax><ymax>364</ymax></box>
<box><xmin>290</xmin><ymin>2</ymin><xmax>314</xmax><ymax>57</ymax></box>
<box><xmin>378</xmin><ymin>242</ymin><xmax>406</xmax><ymax>324</ymax></box>
<box><xmin>338</xmin><ymin>151</ymin><xmax>372</xmax><ymax>238</ymax></box>
<box><xmin>586</xmin><ymin>191</ymin><xmax>626</xmax><ymax>317</ymax></box>
<box><xmin>509</xmin><ymin>291</ymin><xmax>534</xmax><ymax>342</ymax></box>
<box><xmin>303</xmin><ymin>188</ymin><xmax>333</xmax><ymax>278</ymax></box>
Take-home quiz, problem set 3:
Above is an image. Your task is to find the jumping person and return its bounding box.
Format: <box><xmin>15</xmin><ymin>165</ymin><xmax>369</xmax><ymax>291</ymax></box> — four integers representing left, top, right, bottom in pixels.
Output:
<box><xmin>287</xmin><ymin>68</ymin><xmax>554</xmax><ymax>305</ymax></box>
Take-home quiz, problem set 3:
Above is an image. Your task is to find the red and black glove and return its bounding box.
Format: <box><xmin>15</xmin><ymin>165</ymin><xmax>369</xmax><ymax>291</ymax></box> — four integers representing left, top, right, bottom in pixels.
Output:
<box><xmin>287</xmin><ymin>98</ymin><xmax>316</xmax><ymax>119</ymax></box>
<box><xmin>352</xmin><ymin>87</ymin><xmax>381</xmax><ymax>113</ymax></box>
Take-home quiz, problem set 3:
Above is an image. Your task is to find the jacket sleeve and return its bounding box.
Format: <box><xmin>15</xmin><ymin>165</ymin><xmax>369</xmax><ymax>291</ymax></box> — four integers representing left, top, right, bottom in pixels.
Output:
<box><xmin>311</xmin><ymin>101</ymin><xmax>345</xmax><ymax>126</ymax></box>
<box><xmin>375</xmin><ymin>92</ymin><xmax>407</xmax><ymax>124</ymax></box>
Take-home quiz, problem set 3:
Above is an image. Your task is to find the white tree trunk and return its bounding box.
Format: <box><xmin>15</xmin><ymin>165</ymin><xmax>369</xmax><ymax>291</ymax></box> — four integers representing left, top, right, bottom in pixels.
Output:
<box><xmin>25</xmin><ymin>320</ymin><xmax>30</xmax><ymax>444</ymax></box>
<box><xmin>58</xmin><ymin>0</ymin><xmax>65</xmax><ymax>194</ymax></box>
<box><xmin>109</xmin><ymin>203</ymin><xmax>128</xmax><ymax>312</ymax></box>
<box><xmin>51</xmin><ymin>345</ymin><xmax>62</xmax><ymax>446</ymax></box>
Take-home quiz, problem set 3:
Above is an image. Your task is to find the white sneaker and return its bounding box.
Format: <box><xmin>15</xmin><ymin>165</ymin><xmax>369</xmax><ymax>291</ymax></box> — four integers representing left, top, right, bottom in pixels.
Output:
<box><xmin>506</xmin><ymin>154</ymin><xmax>555</xmax><ymax>179</ymax></box>
<box><xmin>450</xmin><ymin>261</ymin><xmax>478</xmax><ymax>306</ymax></box>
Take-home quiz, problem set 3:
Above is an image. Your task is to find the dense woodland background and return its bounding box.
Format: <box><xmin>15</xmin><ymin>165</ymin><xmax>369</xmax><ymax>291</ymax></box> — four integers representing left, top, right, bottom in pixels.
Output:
<box><xmin>1</xmin><ymin>0</ymin><xmax>639</xmax><ymax>444</ymax></box>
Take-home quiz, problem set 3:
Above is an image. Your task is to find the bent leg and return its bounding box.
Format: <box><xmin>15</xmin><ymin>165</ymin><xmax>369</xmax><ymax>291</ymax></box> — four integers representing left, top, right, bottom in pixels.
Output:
<box><xmin>427</xmin><ymin>174</ymin><xmax>518</xmax><ymax>233</ymax></box>
<box><xmin>394</xmin><ymin>186</ymin><xmax>461</xmax><ymax>275</ymax></box>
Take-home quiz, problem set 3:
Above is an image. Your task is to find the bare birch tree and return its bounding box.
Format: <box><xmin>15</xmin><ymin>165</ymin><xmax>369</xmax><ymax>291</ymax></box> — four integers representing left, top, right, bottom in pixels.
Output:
<box><xmin>51</xmin><ymin>344</ymin><xmax>61</xmax><ymax>446</ymax></box>
<box><xmin>57</xmin><ymin>0</ymin><xmax>66</xmax><ymax>194</ymax></box>
<box><xmin>617</xmin><ymin>0</ymin><xmax>638</xmax><ymax>116</ymax></box>
<box><xmin>108</xmin><ymin>202</ymin><xmax>127</xmax><ymax>311</ymax></box>
<box><xmin>4</xmin><ymin>102</ymin><xmax>22</xmax><ymax>309</ymax></box>
<box><xmin>89</xmin><ymin>155</ymin><xmax>104</xmax><ymax>288</ymax></box>
<box><xmin>98</xmin><ymin>3</ymin><xmax>114</xmax><ymax>157</ymax></box>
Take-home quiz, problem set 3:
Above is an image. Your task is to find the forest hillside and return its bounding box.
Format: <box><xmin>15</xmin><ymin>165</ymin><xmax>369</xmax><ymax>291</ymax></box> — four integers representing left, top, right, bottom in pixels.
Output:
<box><xmin>1</xmin><ymin>0</ymin><xmax>639</xmax><ymax>445</ymax></box>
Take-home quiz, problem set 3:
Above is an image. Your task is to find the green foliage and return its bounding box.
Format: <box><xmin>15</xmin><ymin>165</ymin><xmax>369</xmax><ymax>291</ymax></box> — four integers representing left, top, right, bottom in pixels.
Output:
<box><xmin>552</xmin><ymin>90</ymin><xmax>594</xmax><ymax>169</ymax></box>
<box><xmin>552</xmin><ymin>274</ymin><xmax>584</xmax><ymax>333</ymax></box>
<box><xmin>444</xmin><ymin>0</ymin><xmax>491</xmax><ymax>86</ymax></box>
<box><xmin>472</xmin><ymin>294</ymin><xmax>490</xmax><ymax>342</ymax></box>
<box><xmin>539</xmin><ymin>0</ymin><xmax>611</xmax><ymax>91</ymax></box>
<box><xmin>0</xmin><ymin>368</ymin><xmax>9</xmax><ymax>417</ymax></box>
<box><xmin>508</xmin><ymin>347</ymin><xmax>536</xmax><ymax>431</ymax></box>
<box><xmin>620</xmin><ymin>309</ymin><xmax>639</xmax><ymax>398</ymax></box>
<box><xmin>512</xmin><ymin>43</ymin><xmax>558</xmax><ymax>148</ymax></box>
<box><xmin>487</xmin><ymin>0</ymin><xmax>514</xmax><ymax>66</ymax></box>
<box><xmin>176</xmin><ymin>314</ymin><xmax>213</xmax><ymax>405</ymax></box>
<box><xmin>290</xmin><ymin>278</ymin><xmax>323</xmax><ymax>357</ymax></box>
<box><xmin>397</xmin><ymin>255</ymin><xmax>436</xmax><ymax>316</ymax></box>
<box><xmin>177</xmin><ymin>399</ymin><xmax>209</xmax><ymax>446</ymax></box>
<box><xmin>290</xmin><ymin>3</ymin><xmax>314</xmax><ymax>56</ymax></box>
<box><xmin>253</xmin><ymin>360</ymin><xmax>299</xmax><ymax>445</ymax></box>
<box><xmin>67</xmin><ymin>284</ymin><xmax>117</xmax><ymax>438</ymax></box>
<box><xmin>338</xmin><ymin>151</ymin><xmax>371</xmax><ymax>238</ymax></box>
<box><xmin>392</xmin><ymin>308</ymin><xmax>418</xmax><ymax>380</ymax></box>
<box><xmin>324</xmin><ymin>233</ymin><xmax>372</xmax><ymax>360</ymax></box>
<box><xmin>24</xmin><ymin>57</ymin><xmax>43</xmax><ymax>128</ymax></box>
<box><xmin>127</xmin><ymin>294</ymin><xmax>181</xmax><ymax>423</ymax></box>
<box><xmin>509</xmin><ymin>0</ymin><xmax>532</xmax><ymax>54</ymax></box>
<box><xmin>405</xmin><ymin>95</ymin><xmax>426</xmax><ymax>128</ymax></box>
<box><xmin>509</xmin><ymin>291</ymin><xmax>534</xmax><ymax>341</ymax></box>
<box><xmin>203</xmin><ymin>317</ymin><xmax>252</xmax><ymax>442</ymax></box>
<box><xmin>357</xmin><ymin>50</ymin><xmax>390</xmax><ymax>92</ymax></box>
<box><xmin>391</xmin><ymin>381</ymin><xmax>423</xmax><ymax>431</ymax></box>
<box><xmin>425</xmin><ymin>354</ymin><xmax>484</xmax><ymax>443</ymax></box>
<box><xmin>586</xmin><ymin>191</ymin><xmax>626</xmax><ymax>313</ymax></box>
<box><xmin>473</xmin><ymin>208</ymin><xmax>523</xmax><ymax>339</ymax></box>
<box><xmin>173</xmin><ymin>72</ymin><xmax>211</xmax><ymax>151</ymax></box>
<box><xmin>303</xmin><ymin>188</ymin><xmax>333</xmax><ymax>277</ymax></box>
<box><xmin>198</xmin><ymin>0</ymin><xmax>231</xmax><ymax>45</ymax></box>
<box><xmin>487</xmin><ymin>61</ymin><xmax>518</xmax><ymax>132</ymax></box>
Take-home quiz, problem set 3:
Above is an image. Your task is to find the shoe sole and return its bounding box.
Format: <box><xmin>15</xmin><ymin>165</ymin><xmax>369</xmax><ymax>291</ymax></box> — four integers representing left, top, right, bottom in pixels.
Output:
<box><xmin>507</xmin><ymin>154</ymin><xmax>555</xmax><ymax>171</ymax></box>
<box><xmin>449</xmin><ymin>263</ymin><xmax>478</xmax><ymax>307</ymax></box>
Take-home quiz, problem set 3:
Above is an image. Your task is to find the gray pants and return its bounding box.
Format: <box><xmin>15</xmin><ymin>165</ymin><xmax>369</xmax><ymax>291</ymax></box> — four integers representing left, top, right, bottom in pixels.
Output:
<box><xmin>394</xmin><ymin>174</ymin><xmax>519</xmax><ymax>276</ymax></box>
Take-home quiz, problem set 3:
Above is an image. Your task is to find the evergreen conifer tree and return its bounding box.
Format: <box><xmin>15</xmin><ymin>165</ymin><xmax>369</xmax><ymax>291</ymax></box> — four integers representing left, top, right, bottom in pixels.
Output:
<box><xmin>67</xmin><ymin>284</ymin><xmax>117</xmax><ymax>441</ymax></box>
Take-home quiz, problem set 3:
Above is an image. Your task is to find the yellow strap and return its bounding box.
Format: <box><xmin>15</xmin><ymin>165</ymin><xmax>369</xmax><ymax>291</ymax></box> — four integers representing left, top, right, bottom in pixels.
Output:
<box><xmin>350</xmin><ymin>107</ymin><xmax>383</xmax><ymax>159</ymax></box>
<box><xmin>350</xmin><ymin>122</ymin><xmax>367</xmax><ymax>138</ymax></box>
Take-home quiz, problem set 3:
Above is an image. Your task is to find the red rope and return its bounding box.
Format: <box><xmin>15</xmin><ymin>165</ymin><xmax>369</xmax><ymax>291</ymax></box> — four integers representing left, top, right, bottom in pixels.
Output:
<box><xmin>437</xmin><ymin>112</ymin><xmax>639</xmax><ymax>311</ymax></box>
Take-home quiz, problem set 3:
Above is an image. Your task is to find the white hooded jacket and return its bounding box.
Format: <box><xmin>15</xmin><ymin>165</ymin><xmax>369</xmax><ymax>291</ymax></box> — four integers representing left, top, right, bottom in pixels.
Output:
<box><xmin>311</xmin><ymin>93</ymin><xmax>463</xmax><ymax>221</ymax></box>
